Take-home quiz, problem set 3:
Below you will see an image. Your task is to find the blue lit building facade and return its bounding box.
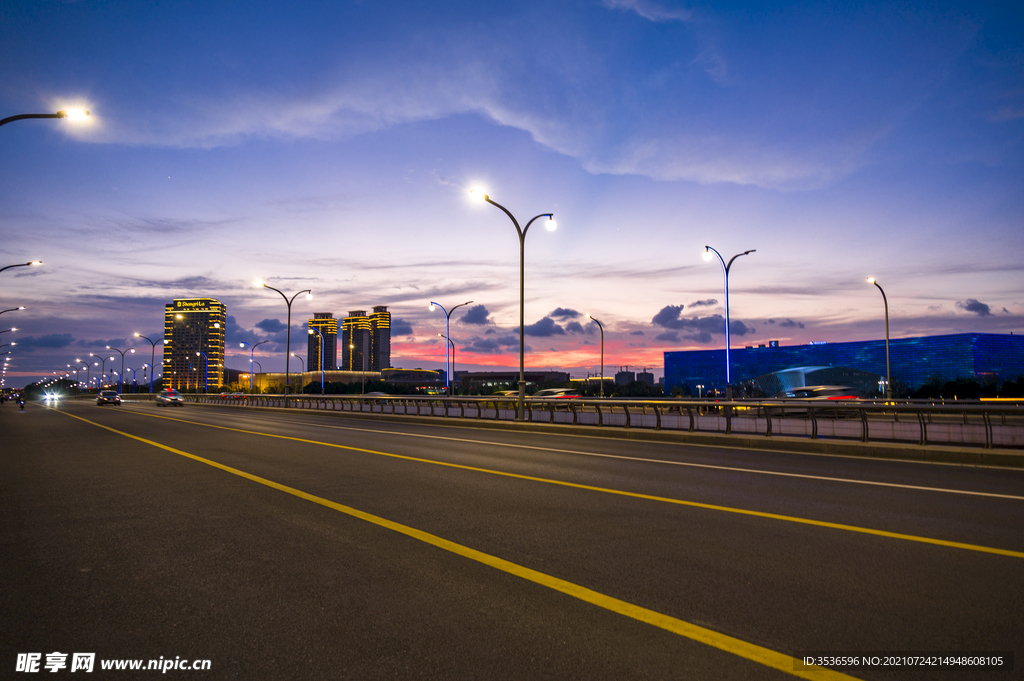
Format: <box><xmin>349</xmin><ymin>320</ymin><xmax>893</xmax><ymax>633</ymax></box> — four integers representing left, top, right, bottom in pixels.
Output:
<box><xmin>664</xmin><ymin>333</ymin><xmax>1024</xmax><ymax>395</ymax></box>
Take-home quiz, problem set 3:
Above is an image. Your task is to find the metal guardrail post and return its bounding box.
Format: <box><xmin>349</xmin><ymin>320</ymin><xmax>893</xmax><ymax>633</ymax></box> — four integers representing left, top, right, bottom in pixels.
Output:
<box><xmin>623</xmin><ymin>404</ymin><xmax>630</xmax><ymax>429</ymax></box>
<box><xmin>918</xmin><ymin>411</ymin><xmax>927</xmax><ymax>446</ymax></box>
<box><xmin>686</xmin><ymin>405</ymin><xmax>694</xmax><ymax>432</ymax></box>
<box><xmin>860</xmin><ymin>408</ymin><xmax>868</xmax><ymax>442</ymax></box>
<box><xmin>654</xmin><ymin>405</ymin><xmax>661</xmax><ymax>430</ymax></box>
<box><xmin>595</xmin><ymin>404</ymin><xmax>603</xmax><ymax>427</ymax></box>
<box><xmin>809</xmin><ymin>407</ymin><xmax>817</xmax><ymax>439</ymax></box>
<box><xmin>984</xmin><ymin>412</ymin><xmax>992</xmax><ymax>449</ymax></box>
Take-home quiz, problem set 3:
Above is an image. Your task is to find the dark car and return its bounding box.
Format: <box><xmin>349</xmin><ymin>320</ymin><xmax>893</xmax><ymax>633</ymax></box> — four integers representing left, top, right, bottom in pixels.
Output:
<box><xmin>96</xmin><ymin>390</ymin><xmax>121</xmax><ymax>406</ymax></box>
<box><xmin>773</xmin><ymin>386</ymin><xmax>860</xmax><ymax>399</ymax></box>
<box><xmin>531</xmin><ymin>388</ymin><xmax>581</xmax><ymax>399</ymax></box>
<box><xmin>156</xmin><ymin>389</ymin><xmax>184</xmax><ymax>407</ymax></box>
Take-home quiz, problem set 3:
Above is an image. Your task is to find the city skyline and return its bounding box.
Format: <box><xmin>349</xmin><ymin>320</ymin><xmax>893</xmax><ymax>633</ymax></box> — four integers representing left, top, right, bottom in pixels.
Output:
<box><xmin>2</xmin><ymin>0</ymin><xmax>1022</xmax><ymax>387</ymax></box>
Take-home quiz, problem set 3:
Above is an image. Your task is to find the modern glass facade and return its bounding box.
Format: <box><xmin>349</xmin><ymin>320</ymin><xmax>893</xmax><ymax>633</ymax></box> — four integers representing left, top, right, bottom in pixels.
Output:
<box><xmin>664</xmin><ymin>333</ymin><xmax>1024</xmax><ymax>394</ymax></box>
<box><xmin>163</xmin><ymin>298</ymin><xmax>227</xmax><ymax>391</ymax></box>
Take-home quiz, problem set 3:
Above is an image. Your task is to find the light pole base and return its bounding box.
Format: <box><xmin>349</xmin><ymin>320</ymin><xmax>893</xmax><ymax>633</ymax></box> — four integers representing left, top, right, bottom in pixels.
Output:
<box><xmin>517</xmin><ymin>380</ymin><xmax>527</xmax><ymax>421</ymax></box>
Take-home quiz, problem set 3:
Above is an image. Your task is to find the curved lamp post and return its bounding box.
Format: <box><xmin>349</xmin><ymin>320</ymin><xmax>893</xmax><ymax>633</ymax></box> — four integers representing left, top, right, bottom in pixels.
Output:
<box><xmin>252</xmin><ymin>361</ymin><xmax>263</xmax><ymax>394</ymax></box>
<box><xmin>0</xmin><ymin>110</ymin><xmax>88</xmax><ymax>128</ymax></box>
<box><xmin>437</xmin><ymin>334</ymin><xmax>457</xmax><ymax>394</ymax></box>
<box><xmin>308</xmin><ymin>328</ymin><xmax>325</xmax><ymax>394</ymax></box>
<box><xmin>239</xmin><ymin>340</ymin><xmax>270</xmax><ymax>393</ymax></box>
<box><xmin>195</xmin><ymin>351</ymin><xmax>209</xmax><ymax>392</ymax></box>
<box><xmin>429</xmin><ymin>300</ymin><xmax>472</xmax><ymax>395</ymax></box>
<box><xmin>0</xmin><ymin>261</ymin><xmax>42</xmax><ymax>274</ymax></box>
<box><xmin>585</xmin><ymin>314</ymin><xmax>605</xmax><ymax>398</ymax></box>
<box><xmin>290</xmin><ymin>353</ymin><xmax>305</xmax><ymax>393</ymax></box>
<box><xmin>89</xmin><ymin>353</ymin><xmax>114</xmax><ymax>389</ymax></box>
<box><xmin>0</xmin><ymin>306</ymin><xmax>25</xmax><ymax>316</ymax></box>
<box><xmin>257</xmin><ymin>281</ymin><xmax>311</xmax><ymax>395</ymax></box>
<box><xmin>866</xmin><ymin>277</ymin><xmax>892</xmax><ymax>400</ymax></box>
<box><xmin>133</xmin><ymin>333</ymin><xmax>160</xmax><ymax>393</ymax></box>
<box><xmin>73</xmin><ymin>360</ymin><xmax>90</xmax><ymax>391</ymax></box>
<box><xmin>106</xmin><ymin>345</ymin><xmax>135</xmax><ymax>394</ymax></box>
<box><xmin>470</xmin><ymin>188</ymin><xmax>555</xmax><ymax>420</ymax></box>
<box><xmin>702</xmin><ymin>246</ymin><xmax>756</xmax><ymax>398</ymax></box>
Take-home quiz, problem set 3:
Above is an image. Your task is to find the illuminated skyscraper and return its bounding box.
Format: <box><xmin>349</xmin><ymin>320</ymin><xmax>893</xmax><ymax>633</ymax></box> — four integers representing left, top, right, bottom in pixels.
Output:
<box><xmin>163</xmin><ymin>298</ymin><xmax>227</xmax><ymax>391</ymax></box>
<box><xmin>307</xmin><ymin>312</ymin><xmax>338</xmax><ymax>372</ymax></box>
<box><xmin>341</xmin><ymin>306</ymin><xmax>391</xmax><ymax>372</ymax></box>
<box><xmin>341</xmin><ymin>310</ymin><xmax>371</xmax><ymax>371</ymax></box>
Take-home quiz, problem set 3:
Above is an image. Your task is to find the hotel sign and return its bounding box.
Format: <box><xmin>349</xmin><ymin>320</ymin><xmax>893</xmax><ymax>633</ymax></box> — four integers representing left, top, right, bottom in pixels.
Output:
<box><xmin>174</xmin><ymin>299</ymin><xmax>217</xmax><ymax>312</ymax></box>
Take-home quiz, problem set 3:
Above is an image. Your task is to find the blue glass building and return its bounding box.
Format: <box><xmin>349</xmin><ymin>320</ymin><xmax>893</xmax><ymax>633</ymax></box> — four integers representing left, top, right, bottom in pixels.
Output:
<box><xmin>664</xmin><ymin>333</ymin><xmax>1024</xmax><ymax>394</ymax></box>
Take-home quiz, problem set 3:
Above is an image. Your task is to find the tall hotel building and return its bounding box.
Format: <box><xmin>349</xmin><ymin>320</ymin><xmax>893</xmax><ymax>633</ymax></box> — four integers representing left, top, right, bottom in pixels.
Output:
<box><xmin>307</xmin><ymin>313</ymin><xmax>338</xmax><ymax>372</ymax></box>
<box><xmin>341</xmin><ymin>306</ymin><xmax>391</xmax><ymax>372</ymax></box>
<box><xmin>163</xmin><ymin>298</ymin><xmax>227</xmax><ymax>391</ymax></box>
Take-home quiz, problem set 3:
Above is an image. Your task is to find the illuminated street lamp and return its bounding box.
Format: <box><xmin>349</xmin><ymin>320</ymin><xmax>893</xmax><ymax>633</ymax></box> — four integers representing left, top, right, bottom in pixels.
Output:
<box><xmin>0</xmin><ymin>306</ymin><xmax>25</xmax><ymax>316</ymax></box>
<box><xmin>89</xmin><ymin>353</ymin><xmax>114</xmax><ymax>388</ymax></box>
<box><xmin>585</xmin><ymin>314</ymin><xmax>605</xmax><ymax>398</ymax></box>
<box><xmin>252</xmin><ymin>360</ymin><xmax>263</xmax><ymax>394</ymax></box>
<box><xmin>702</xmin><ymin>246</ymin><xmax>756</xmax><ymax>398</ymax></box>
<box><xmin>73</xmin><ymin>360</ymin><xmax>90</xmax><ymax>391</ymax></box>
<box><xmin>0</xmin><ymin>261</ymin><xmax>42</xmax><ymax>274</ymax></box>
<box><xmin>866</xmin><ymin>277</ymin><xmax>892</xmax><ymax>400</ymax></box>
<box><xmin>257</xmin><ymin>281</ymin><xmax>312</xmax><ymax>395</ymax></box>
<box><xmin>133</xmin><ymin>333</ymin><xmax>160</xmax><ymax>393</ymax></box>
<box><xmin>0</xmin><ymin>110</ymin><xmax>88</xmax><ymax>128</ymax></box>
<box><xmin>308</xmin><ymin>328</ymin><xmax>325</xmax><ymax>394</ymax></box>
<box><xmin>239</xmin><ymin>340</ymin><xmax>270</xmax><ymax>393</ymax></box>
<box><xmin>469</xmin><ymin>188</ymin><xmax>556</xmax><ymax>420</ymax></box>
<box><xmin>195</xmin><ymin>351</ymin><xmax>210</xmax><ymax>392</ymax></box>
<box><xmin>106</xmin><ymin>345</ymin><xmax>135</xmax><ymax>394</ymax></box>
<box><xmin>437</xmin><ymin>334</ymin><xmax>457</xmax><ymax>394</ymax></box>
<box><xmin>429</xmin><ymin>300</ymin><xmax>472</xmax><ymax>396</ymax></box>
<box><xmin>290</xmin><ymin>352</ymin><xmax>305</xmax><ymax>393</ymax></box>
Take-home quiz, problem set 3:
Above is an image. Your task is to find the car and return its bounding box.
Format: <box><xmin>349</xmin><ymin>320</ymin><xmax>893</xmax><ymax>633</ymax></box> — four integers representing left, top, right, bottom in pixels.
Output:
<box><xmin>531</xmin><ymin>388</ymin><xmax>581</xmax><ymax>399</ymax></box>
<box><xmin>228</xmin><ymin>392</ymin><xmax>247</xmax><ymax>400</ymax></box>
<box><xmin>156</xmin><ymin>389</ymin><xmax>184</xmax><ymax>407</ymax></box>
<box><xmin>490</xmin><ymin>390</ymin><xmax>519</xmax><ymax>396</ymax></box>
<box><xmin>773</xmin><ymin>386</ymin><xmax>860</xmax><ymax>400</ymax></box>
<box><xmin>96</xmin><ymin>390</ymin><xmax>121</xmax><ymax>406</ymax></box>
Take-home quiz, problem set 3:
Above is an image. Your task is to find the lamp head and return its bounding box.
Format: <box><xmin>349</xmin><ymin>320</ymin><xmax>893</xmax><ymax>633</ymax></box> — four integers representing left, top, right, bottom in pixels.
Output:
<box><xmin>240</xmin><ymin>343</ymin><xmax>245</xmax><ymax>348</ymax></box>
<box><xmin>866</xmin><ymin>277</ymin><xmax>877</xmax><ymax>284</ymax></box>
<box><xmin>468</xmin><ymin>187</ymin><xmax>488</xmax><ymax>202</ymax></box>
<box><xmin>545</xmin><ymin>217</ymin><xmax>557</xmax><ymax>232</ymax></box>
<box><xmin>308</xmin><ymin>329</ymin><xmax>314</xmax><ymax>335</ymax></box>
<box><xmin>429</xmin><ymin>303</ymin><xmax>436</xmax><ymax>312</ymax></box>
<box><xmin>57</xmin><ymin>110</ymin><xmax>89</xmax><ymax>121</ymax></box>
<box><xmin>702</xmin><ymin>249</ymin><xmax>713</xmax><ymax>262</ymax></box>
<box><xmin>29</xmin><ymin>261</ymin><xmax>42</xmax><ymax>266</ymax></box>
<box><xmin>130</xmin><ymin>348</ymin><xmax>135</xmax><ymax>354</ymax></box>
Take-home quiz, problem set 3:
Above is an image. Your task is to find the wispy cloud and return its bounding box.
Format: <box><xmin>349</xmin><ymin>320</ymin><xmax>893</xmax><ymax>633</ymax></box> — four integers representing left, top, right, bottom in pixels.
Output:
<box><xmin>601</xmin><ymin>0</ymin><xmax>693</xmax><ymax>23</ymax></box>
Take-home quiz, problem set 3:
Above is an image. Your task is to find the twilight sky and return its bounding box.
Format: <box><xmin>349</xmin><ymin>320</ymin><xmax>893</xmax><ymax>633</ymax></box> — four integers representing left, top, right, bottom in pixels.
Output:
<box><xmin>1</xmin><ymin>0</ymin><xmax>1022</xmax><ymax>387</ymax></box>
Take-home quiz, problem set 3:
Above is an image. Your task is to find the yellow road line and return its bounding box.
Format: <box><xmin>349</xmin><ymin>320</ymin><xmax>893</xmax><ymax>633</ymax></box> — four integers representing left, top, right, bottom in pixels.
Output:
<box><xmin>116</xmin><ymin>408</ymin><xmax>1024</xmax><ymax>561</ymax></box>
<box><xmin>58</xmin><ymin>410</ymin><xmax>858</xmax><ymax>681</ymax></box>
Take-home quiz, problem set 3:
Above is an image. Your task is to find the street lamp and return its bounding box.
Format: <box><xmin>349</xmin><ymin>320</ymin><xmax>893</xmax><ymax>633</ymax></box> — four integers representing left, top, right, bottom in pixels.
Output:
<box><xmin>702</xmin><ymin>246</ymin><xmax>756</xmax><ymax>398</ymax></box>
<box><xmin>134</xmin><ymin>333</ymin><xmax>160</xmax><ymax>393</ymax></box>
<box><xmin>252</xmin><ymin>360</ymin><xmax>263</xmax><ymax>394</ymax></box>
<box><xmin>73</xmin><ymin>360</ymin><xmax>90</xmax><ymax>391</ymax></box>
<box><xmin>0</xmin><ymin>110</ymin><xmax>88</xmax><ymax>128</ymax></box>
<box><xmin>290</xmin><ymin>353</ymin><xmax>305</xmax><ymax>393</ymax></box>
<box><xmin>866</xmin><ymin>277</ymin><xmax>892</xmax><ymax>400</ymax></box>
<box><xmin>239</xmin><ymin>340</ymin><xmax>270</xmax><ymax>393</ymax></box>
<box><xmin>437</xmin><ymin>333</ymin><xmax>457</xmax><ymax>394</ymax></box>
<box><xmin>585</xmin><ymin>314</ymin><xmax>605</xmax><ymax>398</ymax></box>
<box><xmin>195</xmin><ymin>351</ymin><xmax>209</xmax><ymax>392</ymax></box>
<box><xmin>308</xmin><ymin>328</ymin><xmax>325</xmax><ymax>394</ymax></box>
<box><xmin>429</xmin><ymin>300</ymin><xmax>472</xmax><ymax>396</ymax></box>
<box><xmin>88</xmin><ymin>353</ymin><xmax>114</xmax><ymax>388</ymax></box>
<box><xmin>257</xmin><ymin>281</ymin><xmax>311</xmax><ymax>395</ymax></box>
<box><xmin>0</xmin><ymin>261</ymin><xmax>42</xmax><ymax>274</ymax></box>
<box><xmin>106</xmin><ymin>345</ymin><xmax>135</xmax><ymax>394</ymax></box>
<box><xmin>0</xmin><ymin>307</ymin><xmax>25</xmax><ymax>316</ymax></box>
<box><xmin>470</xmin><ymin>188</ymin><xmax>555</xmax><ymax>420</ymax></box>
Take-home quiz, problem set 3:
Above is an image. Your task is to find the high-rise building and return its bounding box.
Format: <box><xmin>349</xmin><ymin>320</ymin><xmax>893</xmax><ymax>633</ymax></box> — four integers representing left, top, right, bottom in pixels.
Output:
<box><xmin>163</xmin><ymin>298</ymin><xmax>227</xmax><ymax>391</ymax></box>
<box><xmin>341</xmin><ymin>311</ymin><xmax>371</xmax><ymax>371</ymax></box>
<box><xmin>307</xmin><ymin>313</ymin><xmax>338</xmax><ymax>372</ymax></box>
<box><xmin>370</xmin><ymin>305</ymin><xmax>391</xmax><ymax>371</ymax></box>
<box><xmin>341</xmin><ymin>306</ymin><xmax>391</xmax><ymax>372</ymax></box>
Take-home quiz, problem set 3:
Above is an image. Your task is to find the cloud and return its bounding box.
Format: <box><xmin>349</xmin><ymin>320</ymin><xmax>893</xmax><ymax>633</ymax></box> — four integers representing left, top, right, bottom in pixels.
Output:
<box><xmin>461</xmin><ymin>334</ymin><xmax>520</xmax><ymax>354</ymax></box>
<box><xmin>525</xmin><ymin>317</ymin><xmax>565</xmax><ymax>337</ymax></box>
<box><xmin>630</xmin><ymin>330</ymin><xmax>645</xmax><ymax>336</ymax></box>
<box><xmin>549</xmin><ymin>307</ymin><xmax>581</xmax><ymax>320</ymax></box>
<box><xmin>7</xmin><ymin>334</ymin><xmax>75</xmax><ymax>351</ymax></box>
<box><xmin>778</xmin><ymin>319</ymin><xmax>805</xmax><ymax>328</ymax></box>
<box><xmin>392</xmin><ymin>318</ymin><xmax>414</xmax><ymax>336</ymax></box>
<box><xmin>601</xmin><ymin>0</ymin><xmax>693</xmax><ymax>23</ymax></box>
<box><xmin>688</xmin><ymin>299</ymin><xmax>718</xmax><ymax>308</ymax></box>
<box><xmin>956</xmin><ymin>299</ymin><xmax>992</xmax><ymax>316</ymax></box>
<box><xmin>255</xmin><ymin>318</ymin><xmax>287</xmax><ymax>333</ymax></box>
<box><xmin>652</xmin><ymin>305</ymin><xmax>753</xmax><ymax>341</ymax></box>
<box><xmin>564</xmin><ymin>321</ymin><xmax>585</xmax><ymax>334</ymax></box>
<box><xmin>461</xmin><ymin>304</ymin><xmax>492</xmax><ymax>325</ymax></box>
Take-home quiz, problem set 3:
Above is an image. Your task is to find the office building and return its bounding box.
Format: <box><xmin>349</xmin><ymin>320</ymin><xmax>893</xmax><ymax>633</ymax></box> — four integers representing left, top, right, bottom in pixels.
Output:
<box><xmin>664</xmin><ymin>333</ymin><xmax>1024</xmax><ymax>395</ymax></box>
<box><xmin>307</xmin><ymin>313</ymin><xmax>338</xmax><ymax>372</ymax></box>
<box><xmin>163</xmin><ymin>298</ymin><xmax>227</xmax><ymax>391</ymax></box>
<box><xmin>341</xmin><ymin>307</ymin><xmax>391</xmax><ymax>372</ymax></box>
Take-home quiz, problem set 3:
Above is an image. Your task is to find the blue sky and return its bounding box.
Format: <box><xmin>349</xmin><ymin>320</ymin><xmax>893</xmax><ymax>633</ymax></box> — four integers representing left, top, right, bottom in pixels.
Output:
<box><xmin>1</xmin><ymin>0</ymin><xmax>1021</xmax><ymax>387</ymax></box>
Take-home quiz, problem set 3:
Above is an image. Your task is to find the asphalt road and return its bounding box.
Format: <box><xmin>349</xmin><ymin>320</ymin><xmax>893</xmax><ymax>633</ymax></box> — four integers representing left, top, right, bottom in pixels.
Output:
<box><xmin>2</xmin><ymin>398</ymin><xmax>1022</xmax><ymax>680</ymax></box>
